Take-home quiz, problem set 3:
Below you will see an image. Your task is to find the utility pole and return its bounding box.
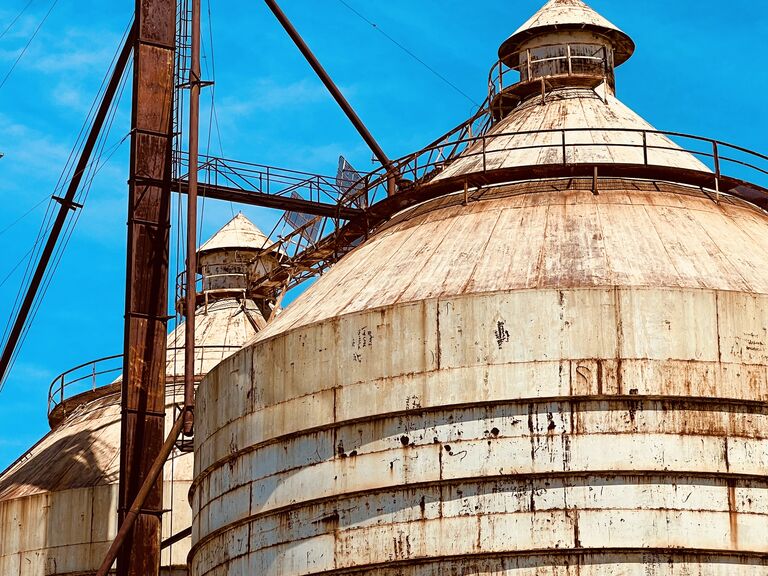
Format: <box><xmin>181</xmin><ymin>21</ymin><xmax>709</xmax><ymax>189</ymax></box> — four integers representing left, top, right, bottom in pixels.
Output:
<box><xmin>117</xmin><ymin>1</ymin><xmax>177</xmax><ymax>575</ymax></box>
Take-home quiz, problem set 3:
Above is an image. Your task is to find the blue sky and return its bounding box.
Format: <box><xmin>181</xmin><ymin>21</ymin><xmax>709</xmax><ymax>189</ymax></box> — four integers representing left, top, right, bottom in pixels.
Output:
<box><xmin>0</xmin><ymin>0</ymin><xmax>765</xmax><ymax>469</ymax></box>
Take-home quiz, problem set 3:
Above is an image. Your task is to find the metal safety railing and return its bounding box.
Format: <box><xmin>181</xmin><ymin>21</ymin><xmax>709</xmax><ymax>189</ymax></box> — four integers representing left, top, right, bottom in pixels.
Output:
<box><xmin>355</xmin><ymin>126</ymin><xmax>768</xmax><ymax>201</ymax></box>
<box><xmin>244</xmin><ymin>125</ymin><xmax>768</xmax><ymax>298</ymax></box>
<box><xmin>47</xmin><ymin>345</ymin><xmax>242</xmax><ymax>418</ymax></box>
<box><xmin>175</xmin><ymin>152</ymin><xmax>351</xmax><ymax>207</ymax></box>
<box><xmin>175</xmin><ymin>267</ymin><xmax>251</xmax><ymax>306</ymax></box>
<box><xmin>488</xmin><ymin>42</ymin><xmax>615</xmax><ymax>104</ymax></box>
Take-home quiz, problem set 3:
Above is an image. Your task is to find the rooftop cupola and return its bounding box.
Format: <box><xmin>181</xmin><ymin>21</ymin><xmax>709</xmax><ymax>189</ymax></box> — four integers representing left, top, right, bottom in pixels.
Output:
<box><xmin>490</xmin><ymin>0</ymin><xmax>635</xmax><ymax>119</ymax></box>
<box><xmin>179</xmin><ymin>213</ymin><xmax>282</xmax><ymax>313</ymax></box>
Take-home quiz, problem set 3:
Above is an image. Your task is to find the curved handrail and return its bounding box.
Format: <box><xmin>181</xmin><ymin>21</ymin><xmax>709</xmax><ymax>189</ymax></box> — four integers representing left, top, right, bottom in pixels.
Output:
<box><xmin>175</xmin><ymin>265</ymin><xmax>250</xmax><ymax>307</ymax></box>
<box><xmin>247</xmin><ymin>123</ymin><xmax>768</xmax><ymax>300</ymax></box>
<box><xmin>47</xmin><ymin>345</ymin><xmax>243</xmax><ymax>419</ymax></box>
<box><xmin>487</xmin><ymin>42</ymin><xmax>613</xmax><ymax>106</ymax></box>
<box><xmin>354</xmin><ymin>126</ymin><xmax>768</xmax><ymax>205</ymax></box>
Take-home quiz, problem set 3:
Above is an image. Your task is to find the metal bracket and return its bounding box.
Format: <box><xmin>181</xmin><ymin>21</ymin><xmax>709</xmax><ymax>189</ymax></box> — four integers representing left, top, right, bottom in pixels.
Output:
<box><xmin>176</xmin><ymin>79</ymin><xmax>214</xmax><ymax>89</ymax></box>
<box><xmin>52</xmin><ymin>196</ymin><xmax>84</xmax><ymax>211</ymax></box>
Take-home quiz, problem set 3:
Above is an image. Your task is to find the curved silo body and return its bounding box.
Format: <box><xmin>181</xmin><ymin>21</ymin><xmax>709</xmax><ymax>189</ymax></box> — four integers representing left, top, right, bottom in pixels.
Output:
<box><xmin>190</xmin><ymin>2</ymin><xmax>768</xmax><ymax>575</ymax></box>
<box><xmin>0</xmin><ymin>214</ymin><xmax>276</xmax><ymax>575</ymax></box>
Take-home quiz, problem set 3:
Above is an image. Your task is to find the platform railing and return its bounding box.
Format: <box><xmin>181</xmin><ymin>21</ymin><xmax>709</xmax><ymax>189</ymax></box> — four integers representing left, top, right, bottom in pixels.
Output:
<box><xmin>175</xmin><ymin>152</ymin><xmax>349</xmax><ymax>207</ymax></box>
<box><xmin>352</xmin><ymin>127</ymin><xmax>768</xmax><ymax>203</ymax></box>
<box><xmin>175</xmin><ymin>266</ymin><xmax>251</xmax><ymax>311</ymax></box>
<box><xmin>488</xmin><ymin>42</ymin><xmax>614</xmax><ymax>105</ymax></box>
<box><xmin>245</xmin><ymin>125</ymin><xmax>768</xmax><ymax>298</ymax></box>
<box><xmin>47</xmin><ymin>345</ymin><xmax>242</xmax><ymax>418</ymax></box>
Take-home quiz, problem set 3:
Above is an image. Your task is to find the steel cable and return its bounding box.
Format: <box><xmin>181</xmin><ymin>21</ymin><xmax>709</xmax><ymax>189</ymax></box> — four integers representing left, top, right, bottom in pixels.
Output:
<box><xmin>0</xmin><ymin>0</ymin><xmax>59</xmax><ymax>91</ymax></box>
<box><xmin>0</xmin><ymin>0</ymin><xmax>36</xmax><ymax>41</ymax></box>
<box><xmin>334</xmin><ymin>0</ymin><xmax>479</xmax><ymax>107</ymax></box>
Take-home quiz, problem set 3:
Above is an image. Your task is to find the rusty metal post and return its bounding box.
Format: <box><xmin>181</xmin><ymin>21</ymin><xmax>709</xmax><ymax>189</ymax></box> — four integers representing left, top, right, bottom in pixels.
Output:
<box><xmin>642</xmin><ymin>131</ymin><xmax>649</xmax><ymax>165</ymax></box>
<box><xmin>117</xmin><ymin>1</ymin><xmax>176</xmax><ymax>575</ymax></box>
<box><xmin>183</xmin><ymin>0</ymin><xmax>201</xmax><ymax>437</ymax></box>
<box><xmin>592</xmin><ymin>166</ymin><xmax>599</xmax><ymax>195</ymax></box>
<box><xmin>97</xmin><ymin>413</ymin><xmax>185</xmax><ymax>576</ymax></box>
<box><xmin>713</xmin><ymin>141</ymin><xmax>721</xmax><ymax>202</ymax></box>
<box><xmin>526</xmin><ymin>48</ymin><xmax>532</xmax><ymax>81</ymax></box>
<box><xmin>562</xmin><ymin>130</ymin><xmax>568</xmax><ymax>165</ymax></box>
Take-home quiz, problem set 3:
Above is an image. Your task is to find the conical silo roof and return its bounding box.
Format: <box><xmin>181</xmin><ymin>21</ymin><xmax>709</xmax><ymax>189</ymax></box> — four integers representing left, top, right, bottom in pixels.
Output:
<box><xmin>164</xmin><ymin>298</ymin><xmax>265</xmax><ymax>380</ymax></box>
<box><xmin>499</xmin><ymin>0</ymin><xmax>635</xmax><ymax>65</ymax></box>
<box><xmin>436</xmin><ymin>88</ymin><xmax>710</xmax><ymax>182</ymax></box>
<box><xmin>198</xmin><ymin>212</ymin><xmax>272</xmax><ymax>254</ymax></box>
<box><xmin>440</xmin><ymin>0</ymin><xmax>706</xmax><ymax>183</ymax></box>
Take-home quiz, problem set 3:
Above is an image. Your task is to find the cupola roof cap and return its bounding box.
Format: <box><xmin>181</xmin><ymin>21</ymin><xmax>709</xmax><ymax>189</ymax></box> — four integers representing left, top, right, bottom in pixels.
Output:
<box><xmin>499</xmin><ymin>0</ymin><xmax>635</xmax><ymax>66</ymax></box>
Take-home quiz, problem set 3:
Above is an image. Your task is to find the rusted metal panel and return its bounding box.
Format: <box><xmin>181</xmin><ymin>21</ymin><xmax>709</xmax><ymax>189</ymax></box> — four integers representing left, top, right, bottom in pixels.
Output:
<box><xmin>193</xmin><ymin>290</ymin><xmax>768</xmax><ymax>574</ymax></box>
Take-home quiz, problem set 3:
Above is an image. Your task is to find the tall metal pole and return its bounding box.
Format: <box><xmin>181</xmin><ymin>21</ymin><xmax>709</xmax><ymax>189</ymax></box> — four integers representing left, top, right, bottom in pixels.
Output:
<box><xmin>263</xmin><ymin>0</ymin><xmax>398</xmax><ymax>195</ymax></box>
<box><xmin>117</xmin><ymin>1</ymin><xmax>177</xmax><ymax>575</ymax></box>
<box><xmin>0</xmin><ymin>26</ymin><xmax>135</xmax><ymax>387</ymax></box>
<box><xmin>183</xmin><ymin>0</ymin><xmax>201</xmax><ymax>437</ymax></box>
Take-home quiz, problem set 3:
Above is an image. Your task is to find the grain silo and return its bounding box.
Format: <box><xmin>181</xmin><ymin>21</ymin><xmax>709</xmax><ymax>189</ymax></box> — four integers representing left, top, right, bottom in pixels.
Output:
<box><xmin>0</xmin><ymin>214</ymin><xmax>277</xmax><ymax>575</ymax></box>
<box><xmin>189</xmin><ymin>1</ymin><xmax>768</xmax><ymax>575</ymax></box>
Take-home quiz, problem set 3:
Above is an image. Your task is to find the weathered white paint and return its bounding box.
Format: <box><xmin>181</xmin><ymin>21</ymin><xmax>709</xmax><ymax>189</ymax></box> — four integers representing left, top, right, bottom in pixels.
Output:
<box><xmin>191</xmin><ymin>181</ymin><xmax>768</xmax><ymax>576</ymax></box>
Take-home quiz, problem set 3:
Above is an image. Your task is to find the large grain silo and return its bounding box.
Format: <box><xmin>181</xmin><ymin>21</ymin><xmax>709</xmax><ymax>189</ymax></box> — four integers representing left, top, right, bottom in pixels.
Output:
<box><xmin>0</xmin><ymin>214</ymin><xmax>277</xmax><ymax>575</ymax></box>
<box><xmin>190</xmin><ymin>1</ymin><xmax>768</xmax><ymax>575</ymax></box>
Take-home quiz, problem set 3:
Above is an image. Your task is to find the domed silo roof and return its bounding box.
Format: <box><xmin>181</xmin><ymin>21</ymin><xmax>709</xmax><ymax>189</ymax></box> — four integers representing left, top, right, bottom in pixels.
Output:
<box><xmin>0</xmin><ymin>215</ymin><xmax>271</xmax><ymax>576</ymax></box>
<box><xmin>190</xmin><ymin>2</ymin><xmax>768</xmax><ymax>575</ymax></box>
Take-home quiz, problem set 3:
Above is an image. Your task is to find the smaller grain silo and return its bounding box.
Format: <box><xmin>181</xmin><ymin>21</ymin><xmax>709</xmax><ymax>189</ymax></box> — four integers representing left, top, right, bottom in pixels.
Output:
<box><xmin>0</xmin><ymin>214</ymin><xmax>276</xmax><ymax>576</ymax></box>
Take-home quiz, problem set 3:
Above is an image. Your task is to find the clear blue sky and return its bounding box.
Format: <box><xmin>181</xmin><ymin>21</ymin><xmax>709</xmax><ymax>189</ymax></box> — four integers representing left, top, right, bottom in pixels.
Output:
<box><xmin>0</xmin><ymin>0</ymin><xmax>765</xmax><ymax>469</ymax></box>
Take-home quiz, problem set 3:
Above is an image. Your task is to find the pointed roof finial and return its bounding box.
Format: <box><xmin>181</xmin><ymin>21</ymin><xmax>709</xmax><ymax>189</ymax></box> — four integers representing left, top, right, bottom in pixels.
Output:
<box><xmin>198</xmin><ymin>213</ymin><xmax>272</xmax><ymax>254</ymax></box>
<box><xmin>499</xmin><ymin>0</ymin><xmax>635</xmax><ymax>66</ymax></box>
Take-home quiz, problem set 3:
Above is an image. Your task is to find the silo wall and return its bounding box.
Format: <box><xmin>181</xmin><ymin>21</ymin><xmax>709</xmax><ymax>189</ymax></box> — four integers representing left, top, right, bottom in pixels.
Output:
<box><xmin>190</xmin><ymin>186</ymin><xmax>768</xmax><ymax>575</ymax></box>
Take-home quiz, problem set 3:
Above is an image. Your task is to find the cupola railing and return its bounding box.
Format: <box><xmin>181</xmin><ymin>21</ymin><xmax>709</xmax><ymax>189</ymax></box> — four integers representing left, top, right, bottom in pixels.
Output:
<box><xmin>175</xmin><ymin>267</ymin><xmax>251</xmax><ymax>313</ymax></box>
<box><xmin>489</xmin><ymin>43</ymin><xmax>615</xmax><ymax>120</ymax></box>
